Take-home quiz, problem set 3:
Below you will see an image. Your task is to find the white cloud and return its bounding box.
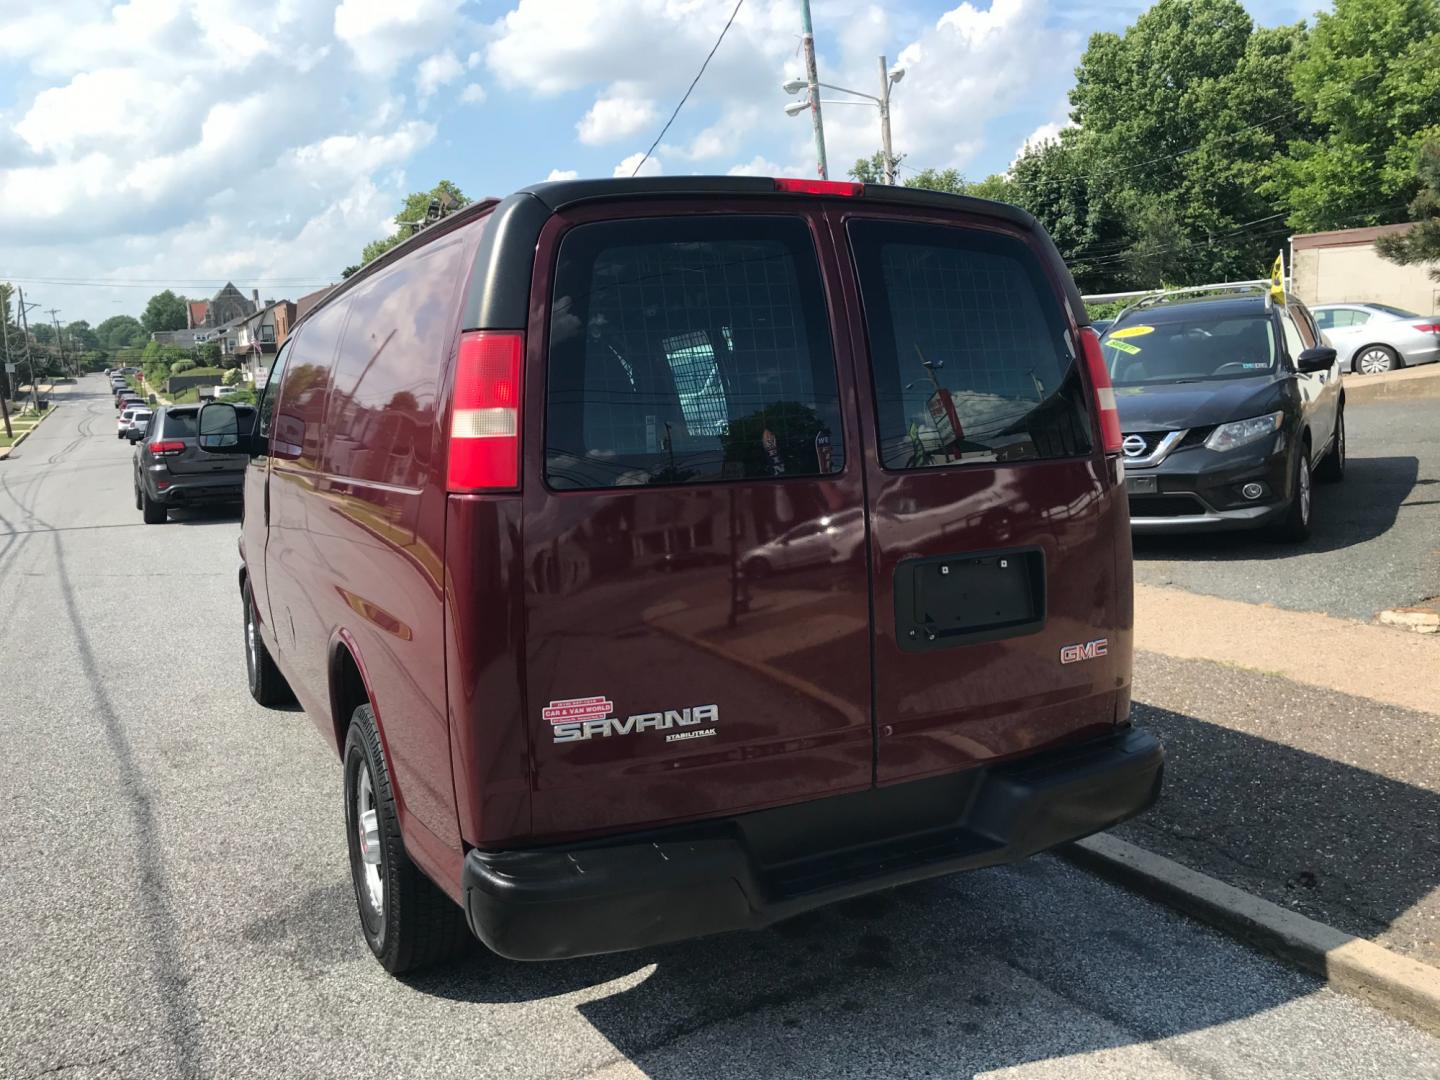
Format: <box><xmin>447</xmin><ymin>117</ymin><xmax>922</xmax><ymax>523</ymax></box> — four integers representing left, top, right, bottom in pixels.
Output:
<box><xmin>613</xmin><ymin>152</ymin><xmax>662</xmax><ymax>178</ymax></box>
<box><xmin>1011</xmin><ymin>120</ymin><xmax>1071</xmax><ymax>167</ymax></box>
<box><xmin>460</xmin><ymin>83</ymin><xmax>487</xmax><ymax>105</ymax></box>
<box><xmin>727</xmin><ymin>155</ymin><xmax>786</xmax><ymax>177</ymax></box>
<box><xmin>577</xmin><ymin>92</ymin><xmax>657</xmax><ymax>145</ymax></box>
<box><xmin>334</xmin><ymin>0</ymin><xmax>463</xmax><ymax>74</ymax></box>
<box><xmin>546</xmin><ymin>168</ymin><xmax>580</xmax><ymax>181</ymax></box>
<box><xmin>416</xmin><ymin>51</ymin><xmax>464</xmax><ymax>102</ymax></box>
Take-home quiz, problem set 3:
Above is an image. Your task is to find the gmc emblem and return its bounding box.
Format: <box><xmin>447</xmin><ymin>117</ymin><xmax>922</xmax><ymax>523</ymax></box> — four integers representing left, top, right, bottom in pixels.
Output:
<box><xmin>1060</xmin><ymin>638</ymin><xmax>1109</xmax><ymax>664</ymax></box>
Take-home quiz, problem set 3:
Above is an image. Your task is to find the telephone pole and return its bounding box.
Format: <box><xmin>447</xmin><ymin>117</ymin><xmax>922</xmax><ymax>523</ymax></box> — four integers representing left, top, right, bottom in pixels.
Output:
<box><xmin>0</xmin><ymin>311</ymin><xmax>13</xmax><ymax>439</ymax></box>
<box><xmin>799</xmin><ymin>0</ymin><xmax>829</xmax><ymax>180</ymax></box>
<box><xmin>17</xmin><ymin>288</ymin><xmax>41</xmax><ymax>414</ymax></box>
<box><xmin>47</xmin><ymin>309</ymin><xmax>72</xmax><ymax>379</ymax></box>
<box><xmin>878</xmin><ymin>55</ymin><xmax>896</xmax><ymax>185</ymax></box>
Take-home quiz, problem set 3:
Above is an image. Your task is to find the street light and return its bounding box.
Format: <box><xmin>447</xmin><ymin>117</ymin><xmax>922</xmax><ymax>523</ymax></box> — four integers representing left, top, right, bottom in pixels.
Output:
<box><xmin>783</xmin><ymin>55</ymin><xmax>906</xmax><ymax>185</ymax></box>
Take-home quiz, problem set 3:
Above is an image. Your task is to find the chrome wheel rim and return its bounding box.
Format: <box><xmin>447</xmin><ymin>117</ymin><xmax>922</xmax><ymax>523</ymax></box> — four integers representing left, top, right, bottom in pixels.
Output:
<box><xmin>355</xmin><ymin>764</ymin><xmax>384</xmax><ymax>917</ymax></box>
<box><xmin>1299</xmin><ymin>460</ymin><xmax>1311</xmax><ymax>524</ymax></box>
<box><xmin>1358</xmin><ymin>349</ymin><xmax>1392</xmax><ymax>375</ymax></box>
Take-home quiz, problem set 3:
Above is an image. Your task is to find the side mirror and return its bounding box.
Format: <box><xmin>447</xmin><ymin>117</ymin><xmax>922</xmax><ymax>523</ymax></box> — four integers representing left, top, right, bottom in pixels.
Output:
<box><xmin>197</xmin><ymin>402</ymin><xmax>254</xmax><ymax>455</ymax></box>
<box><xmin>1297</xmin><ymin>346</ymin><xmax>1337</xmax><ymax>373</ymax></box>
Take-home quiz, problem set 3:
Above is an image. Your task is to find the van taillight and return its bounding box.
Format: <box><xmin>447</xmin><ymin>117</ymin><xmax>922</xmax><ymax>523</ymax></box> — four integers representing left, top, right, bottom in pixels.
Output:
<box><xmin>1079</xmin><ymin>327</ymin><xmax>1122</xmax><ymax>454</ymax></box>
<box><xmin>447</xmin><ymin>330</ymin><xmax>522</xmax><ymax>492</ymax></box>
<box><xmin>148</xmin><ymin>440</ymin><xmax>185</xmax><ymax>456</ymax></box>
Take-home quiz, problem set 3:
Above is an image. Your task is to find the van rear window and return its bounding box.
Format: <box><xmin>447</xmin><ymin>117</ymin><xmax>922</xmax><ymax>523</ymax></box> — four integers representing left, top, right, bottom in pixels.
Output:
<box><xmin>545</xmin><ymin>216</ymin><xmax>844</xmax><ymax>490</ymax></box>
<box><xmin>848</xmin><ymin>220</ymin><xmax>1092</xmax><ymax>470</ymax></box>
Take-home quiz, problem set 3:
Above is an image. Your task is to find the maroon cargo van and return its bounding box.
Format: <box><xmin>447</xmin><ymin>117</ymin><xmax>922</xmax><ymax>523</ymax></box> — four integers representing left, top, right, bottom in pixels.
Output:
<box><xmin>198</xmin><ymin>176</ymin><xmax>1161</xmax><ymax>973</ymax></box>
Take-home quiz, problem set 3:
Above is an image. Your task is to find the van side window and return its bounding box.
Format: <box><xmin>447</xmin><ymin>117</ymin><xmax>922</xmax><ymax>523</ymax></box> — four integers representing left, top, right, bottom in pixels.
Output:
<box><xmin>545</xmin><ymin>216</ymin><xmax>845</xmax><ymax>490</ymax></box>
<box><xmin>847</xmin><ymin>220</ymin><xmax>1093</xmax><ymax>470</ymax></box>
<box><xmin>257</xmin><ymin>338</ymin><xmax>292</xmax><ymax>441</ymax></box>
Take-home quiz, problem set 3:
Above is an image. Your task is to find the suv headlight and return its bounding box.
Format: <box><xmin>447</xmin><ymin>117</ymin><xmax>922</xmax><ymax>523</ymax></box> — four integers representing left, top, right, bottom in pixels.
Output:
<box><xmin>1205</xmin><ymin>411</ymin><xmax>1284</xmax><ymax>453</ymax></box>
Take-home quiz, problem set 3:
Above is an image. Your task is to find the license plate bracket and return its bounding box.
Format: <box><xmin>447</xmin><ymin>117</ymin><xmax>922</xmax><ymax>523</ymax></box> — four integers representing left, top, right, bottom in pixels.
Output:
<box><xmin>1126</xmin><ymin>475</ymin><xmax>1157</xmax><ymax>495</ymax></box>
<box><xmin>895</xmin><ymin>547</ymin><xmax>1046</xmax><ymax>653</ymax></box>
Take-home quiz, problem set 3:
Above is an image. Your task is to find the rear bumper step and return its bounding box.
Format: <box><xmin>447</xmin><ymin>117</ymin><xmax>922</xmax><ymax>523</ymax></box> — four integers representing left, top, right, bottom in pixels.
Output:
<box><xmin>462</xmin><ymin>726</ymin><xmax>1163</xmax><ymax>960</ymax></box>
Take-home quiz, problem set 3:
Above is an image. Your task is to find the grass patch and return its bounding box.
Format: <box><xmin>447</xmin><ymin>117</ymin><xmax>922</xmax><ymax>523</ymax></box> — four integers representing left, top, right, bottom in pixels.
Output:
<box><xmin>0</xmin><ymin>413</ymin><xmax>43</xmax><ymax>449</ymax></box>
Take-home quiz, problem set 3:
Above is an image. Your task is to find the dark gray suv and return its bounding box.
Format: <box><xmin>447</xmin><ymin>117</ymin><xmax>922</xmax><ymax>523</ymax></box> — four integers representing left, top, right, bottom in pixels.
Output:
<box><xmin>132</xmin><ymin>405</ymin><xmax>254</xmax><ymax>523</ymax></box>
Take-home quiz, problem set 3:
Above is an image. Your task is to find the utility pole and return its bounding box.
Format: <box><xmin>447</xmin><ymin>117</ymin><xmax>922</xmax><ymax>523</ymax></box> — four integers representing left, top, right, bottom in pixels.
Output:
<box><xmin>0</xmin><ymin>309</ymin><xmax>13</xmax><ymax>440</ymax></box>
<box><xmin>878</xmin><ymin>55</ymin><xmax>896</xmax><ymax>185</ymax></box>
<box><xmin>799</xmin><ymin>0</ymin><xmax>829</xmax><ymax>180</ymax></box>
<box><xmin>48</xmin><ymin>309</ymin><xmax>71</xmax><ymax>379</ymax></box>
<box><xmin>17</xmin><ymin>288</ymin><xmax>40</xmax><ymax>414</ymax></box>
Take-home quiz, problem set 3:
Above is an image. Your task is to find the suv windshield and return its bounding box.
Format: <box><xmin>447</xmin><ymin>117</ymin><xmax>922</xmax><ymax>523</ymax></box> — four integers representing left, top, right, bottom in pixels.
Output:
<box><xmin>1102</xmin><ymin>313</ymin><xmax>1276</xmax><ymax>386</ymax></box>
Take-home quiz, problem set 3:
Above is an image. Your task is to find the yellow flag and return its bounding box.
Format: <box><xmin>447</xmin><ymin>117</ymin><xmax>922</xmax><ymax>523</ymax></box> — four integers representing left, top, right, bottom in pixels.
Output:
<box><xmin>1270</xmin><ymin>252</ymin><xmax>1285</xmax><ymax>303</ymax></box>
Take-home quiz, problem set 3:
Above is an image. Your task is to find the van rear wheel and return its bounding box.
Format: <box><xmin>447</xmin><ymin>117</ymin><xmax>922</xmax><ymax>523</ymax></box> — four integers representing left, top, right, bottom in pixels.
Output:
<box><xmin>343</xmin><ymin>704</ymin><xmax>471</xmax><ymax>974</ymax></box>
<box><xmin>243</xmin><ymin>580</ymin><xmax>294</xmax><ymax>707</ymax></box>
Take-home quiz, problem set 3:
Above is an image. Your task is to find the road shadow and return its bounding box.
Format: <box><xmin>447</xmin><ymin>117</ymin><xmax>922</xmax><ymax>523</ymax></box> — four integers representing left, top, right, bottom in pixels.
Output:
<box><xmin>1115</xmin><ymin>698</ymin><xmax>1440</xmax><ymax>966</ymax></box>
<box><xmin>1132</xmin><ymin>454</ymin><xmax>1419</xmax><ymax>562</ymax></box>
<box><xmin>167</xmin><ymin>504</ymin><xmax>243</xmax><ymax>527</ymax></box>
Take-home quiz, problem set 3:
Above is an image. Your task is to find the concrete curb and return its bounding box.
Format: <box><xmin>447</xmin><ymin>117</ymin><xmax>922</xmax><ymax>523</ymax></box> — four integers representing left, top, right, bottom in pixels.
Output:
<box><xmin>1341</xmin><ymin>364</ymin><xmax>1440</xmax><ymax>403</ymax></box>
<box><xmin>1064</xmin><ymin>833</ymin><xmax>1440</xmax><ymax>1036</ymax></box>
<box><xmin>0</xmin><ymin>405</ymin><xmax>55</xmax><ymax>461</ymax></box>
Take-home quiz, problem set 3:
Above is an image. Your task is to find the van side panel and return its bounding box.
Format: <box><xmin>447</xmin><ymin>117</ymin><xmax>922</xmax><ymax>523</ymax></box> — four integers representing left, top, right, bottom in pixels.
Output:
<box><xmin>266</xmin><ymin>297</ymin><xmax>347</xmax><ymax>721</ymax></box>
<box><xmin>313</xmin><ymin>232</ymin><xmax>471</xmax><ymax>852</ymax></box>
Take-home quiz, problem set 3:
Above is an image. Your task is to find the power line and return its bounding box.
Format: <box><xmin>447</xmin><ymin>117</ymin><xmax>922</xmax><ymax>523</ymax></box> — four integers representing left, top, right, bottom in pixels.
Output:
<box><xmin>630</xmin><ymin>0</ymin><xmax>745</xmax><ymax>177</ymax></box>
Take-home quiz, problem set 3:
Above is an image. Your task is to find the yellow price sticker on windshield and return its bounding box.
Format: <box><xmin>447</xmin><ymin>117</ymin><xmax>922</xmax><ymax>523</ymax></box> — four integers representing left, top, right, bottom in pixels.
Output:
<box><xmin>1108</xmin><ymin>340</ymin><xmax>1142</xmax><ymax>355</ymax></box>
<box><xmin>1109</xmin><ymin>325</ymin><xmax>1154</xmax><ymax>339</ymax></box>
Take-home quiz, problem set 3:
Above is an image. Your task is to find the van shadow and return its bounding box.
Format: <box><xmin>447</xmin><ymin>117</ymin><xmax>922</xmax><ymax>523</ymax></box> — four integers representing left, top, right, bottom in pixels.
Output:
<box><xmin>399</xmin><ymin>710</ymin><xmax>1440</xmax><ymax>1074</ymax></box>
<box><xmin>1114</xmin><ymin>699</ymin><xmax>1440</xmax><ymax>964</ymax></box>
<box><xmin>1132</xmin><ymin>453</ymin><xmax>1419</xmax><ymax>562</ymax></box>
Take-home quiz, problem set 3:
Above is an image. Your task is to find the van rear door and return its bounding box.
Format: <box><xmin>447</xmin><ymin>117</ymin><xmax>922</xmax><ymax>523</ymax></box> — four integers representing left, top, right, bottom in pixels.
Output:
<box><xmin>520</xmin><ymin>205</ymin><xmax>874</xmax><ymax>839</ymax></box>
<box><xmin>835</xmin><ymin>209</ymin><xmax>1128</xmax><ymax>785</ymax></box>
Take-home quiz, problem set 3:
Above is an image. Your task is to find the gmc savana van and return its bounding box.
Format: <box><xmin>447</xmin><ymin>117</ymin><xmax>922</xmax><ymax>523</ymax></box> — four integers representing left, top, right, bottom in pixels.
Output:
<box><xmin>198</xmin><ymin>176</ymin><xmax>1163</xmax><ymax>973</ymax></box>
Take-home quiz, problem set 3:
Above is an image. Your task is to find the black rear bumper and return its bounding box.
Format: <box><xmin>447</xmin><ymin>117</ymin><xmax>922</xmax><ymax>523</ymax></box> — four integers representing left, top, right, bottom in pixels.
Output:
<box><xmin>463</xmin><ymin>726</ymin><xmax>1163</xmax><ymax>960</ymax></box>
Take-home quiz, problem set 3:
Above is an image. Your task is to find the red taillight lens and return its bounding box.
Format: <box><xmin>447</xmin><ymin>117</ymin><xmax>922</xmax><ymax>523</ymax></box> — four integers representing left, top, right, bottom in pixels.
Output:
<box><xmin>1079</xmin><ymin>327</ymin><xmax>1122</xmax><ymax>454</ymax></box>
<box><xmin>148</xmin><ymin>440</ymin><xmax>185</xmax><ymax>456</ymax></box>
<box><xmin>774</xmin><ymin>178</ymin><xmax>863</xmax><ymax>197</ymax></box>
<box><xmin>1414</xmin><ymin>322</ymin><xmax>1440</xmax><ymax>334</ymax></box>
<box><xmin>447</xmin><ymin>331</ymin><xmax>523</xmax><ymax>492</ymax></box>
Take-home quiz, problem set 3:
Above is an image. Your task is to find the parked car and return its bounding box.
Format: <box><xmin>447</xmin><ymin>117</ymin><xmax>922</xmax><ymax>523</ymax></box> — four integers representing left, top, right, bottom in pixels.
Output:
<box><xmin>215</xmin><ymin>385</ymin><xmax>240</xmax><ymax>399</ymax></box>
<box><xmin>1310</xmin><ymin>303</ymin><xmax>1440</xmax><ymax>374</ymax></box>
<box><xmin>196</xmin><ymin>175</ymin><xmax>1162</xmax><ymax>974</ymax></box>
<box><xmin>117</xmin><ymin>407</ymin><xmax>151</xmax><ymax>439</ymax></box>
<box><xmin>117</xmin><ymin>394</ymin><xmax>144</xmax><ymax>411</ymax></box>
<box><xmin>132</xmin><ymin>405</ymin><xmax>252</xmax><ymax>524</ymax></box>
<box><xmin>1101</xmin><ymin>286</ymin><xmax>1343</xmax><ymax>541</ymax></box>
<box><xmin>742</xmin><ymin>508</ymin><xmax>865</xmax><ymax>578</ymax></box>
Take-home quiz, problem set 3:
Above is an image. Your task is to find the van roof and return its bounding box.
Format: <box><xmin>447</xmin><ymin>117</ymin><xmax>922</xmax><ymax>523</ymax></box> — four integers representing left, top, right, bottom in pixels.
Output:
<box><xmin>300</xmin><ymin>177</ymin><xmax>1088</xmax><ymax>335</ymax></box>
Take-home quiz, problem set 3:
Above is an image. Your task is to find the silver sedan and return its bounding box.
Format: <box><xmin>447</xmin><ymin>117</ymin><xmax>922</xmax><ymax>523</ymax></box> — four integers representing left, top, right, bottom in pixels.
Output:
<box><xmin>1312</xmin><ymin>303</ymin><xmax>1440</xmax><ymax>374</ymax></box>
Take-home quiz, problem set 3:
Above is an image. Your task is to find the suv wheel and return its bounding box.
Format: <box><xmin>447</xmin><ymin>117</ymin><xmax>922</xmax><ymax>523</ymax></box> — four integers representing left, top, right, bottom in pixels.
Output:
<box><xmin>243</xmin><ymin>580</ymin><xmax>294</xmax><ymax>707</ymax></box>
<box><xmin>140</xmin><ymin>486</ymin><xmax>167</xmax><ymax>524</ymax></box>
<box><xmin>1272</xmin><ymin>447</ymin><xmax>1313</xmax><ymax>543</ymax></box>
<box><xmin>1315</xmin><ymin>406</ymin><xmax>1345</xmax><ymax>484</ymax></box>
<box><xmin>1354</xmin><ymin>345</ymin><xmax>1400</xmax><ymax>375</ymax></box>
<box><xmin>343</xmin><ymin>704</ymin><xmax>470</xmax><ymax>973</ymax></box>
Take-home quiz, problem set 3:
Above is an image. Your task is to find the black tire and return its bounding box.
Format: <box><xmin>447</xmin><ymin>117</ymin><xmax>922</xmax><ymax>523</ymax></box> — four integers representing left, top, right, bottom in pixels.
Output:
<box><xmin>133</xmin><ymin>481</ymin><xmax>142</xmax><ymax>510</ymax></box>
<box><xmin>1352</xmin><ymin>344</ymin><xmax>1400</xmax><ymax>375</ymax></box>
<box><xmin>140</xmin><ymin>486</ymin><xmax>167</xmax><ymax>524</ymax></box>
<box><xmin>343</xmin><ymin>704</ymin><xmax>470</xmax><ymax>974</ymax></box>
<box><xmin>1315</xmin><ymin>405</ymin><xmax>1345</xmax><ymax>484</ymax></box>
<box><xmin>243</xmin><ymin>580</ymin><xmax>294</xmax><ymax>707</ymax></box>
<box><xmin>1271</xmin><ymin>444</ymin><xmax>1313</xmax><ymax>543</ymax></box>
<box><xmin>745</xmin><ymin>557</ymin><xmax>772</xmax><ymax>581</ymax></box>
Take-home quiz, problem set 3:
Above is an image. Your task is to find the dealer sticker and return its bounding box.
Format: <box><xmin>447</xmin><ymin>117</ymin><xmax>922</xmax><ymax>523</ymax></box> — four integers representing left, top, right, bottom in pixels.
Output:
<box><xmin>545</xmin><ymin>694</ymin><xmax>720</xmax><ymax>744</ymax></box>
<box><xmin>1109</xmin><ymin>325</ymin><xmax>1155</xmax><ymax>339</ymax></box>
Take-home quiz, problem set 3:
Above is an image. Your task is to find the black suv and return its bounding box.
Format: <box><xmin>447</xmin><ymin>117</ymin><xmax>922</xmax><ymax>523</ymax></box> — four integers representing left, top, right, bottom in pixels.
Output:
<box><xmin>132</xmin><ymin>405</ymin><xmax>254</xmax><ymax>523</ymax></box>
<box><xmin>1102</xmin><ymin>288</ymin><xmax>1344</xmax><ymax>541</ymax></box>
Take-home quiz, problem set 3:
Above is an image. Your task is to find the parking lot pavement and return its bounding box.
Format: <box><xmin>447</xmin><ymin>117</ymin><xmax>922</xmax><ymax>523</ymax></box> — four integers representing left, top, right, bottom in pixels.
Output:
<box><xmin>1120</xmin><ymin>650</ymin><xmax>1440</xmax><ymax>968</ymax></box>
<box><xmin>1134</xmin><ymin>398</ymin><xmax>1440</xmax><ymax>621</ymax></box>
<box><xmin>4</xmin><ymin>376</ymin><xmax>1440</xmax><ymax>1079</ymax></box>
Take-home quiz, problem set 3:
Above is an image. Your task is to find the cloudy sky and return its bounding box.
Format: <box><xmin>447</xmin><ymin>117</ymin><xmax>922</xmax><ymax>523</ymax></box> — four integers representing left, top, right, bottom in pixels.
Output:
<box><xmin>0</xmin><ymin>0</ymin><xmax>1315</xmax><ymax>325</ymax></box>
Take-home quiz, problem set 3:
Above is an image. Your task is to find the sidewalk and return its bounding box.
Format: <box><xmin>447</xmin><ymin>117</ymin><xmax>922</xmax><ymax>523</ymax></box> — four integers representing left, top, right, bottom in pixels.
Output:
<box><xmin>1128</xmin><ymin>586</ymin><xmax>1440</xmax><ymax>968</ymax></box>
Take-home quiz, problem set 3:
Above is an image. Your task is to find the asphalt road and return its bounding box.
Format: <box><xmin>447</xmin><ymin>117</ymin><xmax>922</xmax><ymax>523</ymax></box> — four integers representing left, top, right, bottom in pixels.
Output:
<box><xmin>3</xmin><ymin>376</ymin><xmax>1439</xmax><ymax>1080</ymax></box>
<box><xmin>1134</xmin><ymin>398</ymin><xmax>1440</xmax><ymax>620</ymax></box>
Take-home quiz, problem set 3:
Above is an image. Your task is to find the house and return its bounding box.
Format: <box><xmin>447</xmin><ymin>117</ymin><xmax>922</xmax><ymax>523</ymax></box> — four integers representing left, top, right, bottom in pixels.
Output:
<box><xmin>186</xmin><ymin>300</ymin><xmax>209</xmax><ymax>329</ymax></box>
<box><xmin>150</xmin><ymin>327</ymin><xmax>209</xmax><ymax>348</ymax></box>
<box><xmin>1291</xmin><ymin>223</ymin><xmax>1439</xmax><ymax>314</ymax></box>
<box><xmin>294</xmin><ymin>285</ymin><xmax>334</xmax><ymax>323</ymax></box>
<box><xmin>233</xmin><ymin>300</ymin><xmax>297</xmax><ymax>385</ymax></box>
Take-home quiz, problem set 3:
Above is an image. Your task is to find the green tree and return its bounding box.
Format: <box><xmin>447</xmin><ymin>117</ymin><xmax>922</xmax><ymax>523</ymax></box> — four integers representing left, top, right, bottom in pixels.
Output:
<box><xmin>1267</xmin><ymin>0</ymin><xmax>1440</xmax><ymax>232</ymax></box>
<box><xmin>221</xmin><ymin>367</ymin><xmax>244</xmax><ymax>386</ymax></box>
<box><xmin>357</xmin><ymin>180</ymin><xmax>471</xmax><ymax>268</ymax></box>
<box><xmin>170</xmin><ymin>358</ymin><xmax>196</xmax><ymax>375</ymax></box>
<box><xmin>1068</xmin><ymin>0</ymin><xmax>1307</xmax><ymax>286</ymax></box>
<box><xmin>32</xmin><ymin>323</ymin><xmax>54</xmax><ymax>346</ymax></box>
<box><xmin>65</xmin><ymin>320</ymin><xmax>99</xmax><ymax>352</ymax></box>
<box><xmin>96</xmin><ymin>314</ymin><xmax>144</xmax><ymax>350</ymax></box>
<box><xmin>1008</xmin><ymin>136</ymin><xmax>1131</xmax><ymax>291</ymax></box>
<box><xmin>1376</xmin><ymin>139</ymin><xmax>1440</xmax><ymax>281</ymax></box>
<box><xmin>848</xmin><ymin>151</ymin><xmax>965</xmax><ymax>194</ymax></box>
<box><xmin>140</xmin><ymin>289</ymin><xmax>189</xmax><ymax>334</ymax></box>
